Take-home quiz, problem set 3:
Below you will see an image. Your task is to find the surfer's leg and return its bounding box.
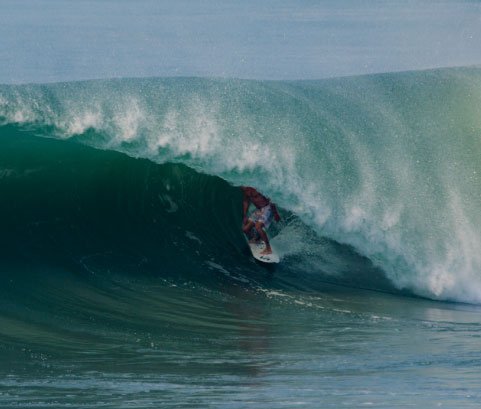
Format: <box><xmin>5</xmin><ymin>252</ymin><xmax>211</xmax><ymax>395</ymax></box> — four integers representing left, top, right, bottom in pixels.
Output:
<box><xmin>255</xmin><ymin>222</ymin><xmax>272</xmax><ymax>254</ymax></box>
<box><xmin>242</xmin><ymin>220</ymin><xmax>255</xmax><ymax>239</ymax></box>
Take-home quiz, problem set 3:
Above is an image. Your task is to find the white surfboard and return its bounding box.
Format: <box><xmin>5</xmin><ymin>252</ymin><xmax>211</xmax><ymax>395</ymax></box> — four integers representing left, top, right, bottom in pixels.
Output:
<box><xmin>247</xmin><ymin>240</ymin><xmax>280</xmax><ymax>264</ymax></box>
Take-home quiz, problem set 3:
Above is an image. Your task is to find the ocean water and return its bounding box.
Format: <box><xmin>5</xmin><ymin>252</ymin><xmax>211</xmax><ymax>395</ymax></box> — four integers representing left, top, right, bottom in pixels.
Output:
<box><xmin>2</xmin><ymin>1</ymin><xmax>481</xmax><ymax>408</ymax></box>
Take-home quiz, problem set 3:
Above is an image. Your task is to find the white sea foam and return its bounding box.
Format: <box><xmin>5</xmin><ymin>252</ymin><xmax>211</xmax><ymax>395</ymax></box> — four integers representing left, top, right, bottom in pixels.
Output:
<box><xmin>113</xmin><ymin>98</ymin><xmax>145</xmax><ymax>142</ymax></box>
<box><xmin>62</xmin><ymin>108</ymin><xmax>103</xmax><ymax>136</ymax></box>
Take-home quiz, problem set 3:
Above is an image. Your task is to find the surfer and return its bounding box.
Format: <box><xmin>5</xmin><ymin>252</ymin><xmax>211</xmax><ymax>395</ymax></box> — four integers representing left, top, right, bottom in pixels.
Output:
<box><xmin>241</xmin><ymin>186</ymin><xmax>281</xmax><ymax>255</ymax></box>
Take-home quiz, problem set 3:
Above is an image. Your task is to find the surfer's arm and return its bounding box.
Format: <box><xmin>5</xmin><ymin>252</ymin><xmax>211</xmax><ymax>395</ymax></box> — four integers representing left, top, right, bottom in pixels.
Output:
<box><xmin>271</xmin><ymin>203</ymin><xmax>281</xmax><ymax>222</ymax></box>
<box><xmin>242</xmin><ymin>192</ymin><xmax>250</xmax><ymax>222</ymax></box>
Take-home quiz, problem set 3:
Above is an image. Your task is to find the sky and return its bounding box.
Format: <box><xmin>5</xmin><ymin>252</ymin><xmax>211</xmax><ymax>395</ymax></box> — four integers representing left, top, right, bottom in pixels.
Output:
<box><xmin>1</xmin><ymin>0</ymin><xmax>481</xmax><ymax>83</ymax></box>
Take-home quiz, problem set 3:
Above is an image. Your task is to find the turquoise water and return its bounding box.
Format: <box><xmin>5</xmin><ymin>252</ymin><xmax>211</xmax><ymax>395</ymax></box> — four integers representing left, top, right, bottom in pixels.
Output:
<box><xmin>1</xmin><ymin>68</ymin><xmax>481</xmax><ymax>407</ymax></box>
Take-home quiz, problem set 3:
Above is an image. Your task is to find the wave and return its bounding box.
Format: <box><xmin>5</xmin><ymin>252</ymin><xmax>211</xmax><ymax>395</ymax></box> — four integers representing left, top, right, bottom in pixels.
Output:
<box><xmin>1</xmin><ymin>67</ymin><xmax>481</xmax><ymax>303</ymax></box>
